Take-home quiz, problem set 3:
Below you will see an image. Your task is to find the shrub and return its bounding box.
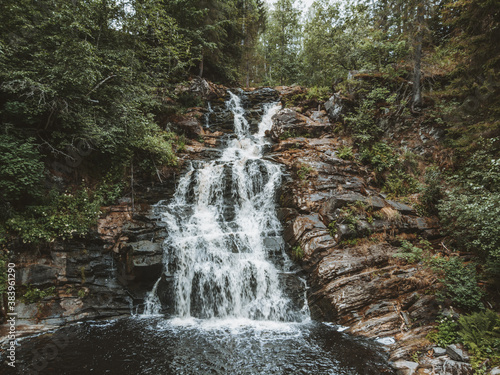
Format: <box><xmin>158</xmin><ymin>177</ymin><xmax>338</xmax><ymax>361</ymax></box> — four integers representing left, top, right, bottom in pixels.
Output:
<box><xmin>459</xmin><ymin>310</ymin><xmax>500</xmax><ymax>370</ymax></box>
<box><xmin>306</xmin><ymin>86</ymin><xmax>331</xmax><ymax>102</ymax></box>
<box><xmin>438</xmin><ymin>146</ymin><xmax>500</xmax><ymax>277</ymax></box>
<box><xmin>432</xmin><ymin>256</ymin><xmax>485</xmax><ymax>311</ymax></box>
<box><xmin>383</xmin><ymin>170</ymin><xmax>420</xmax><ymax>197</ymax></box>
<box><xmin>419</xmin><ymin>166</ymin><xmax>443</xmax><ymax>215</ymax></box>
<box><xmin>297</xmin><ymin>164</ymin><xmax>314</xmax><ymax>180</ymax></box>
<box><xmin>6</xmin><ymin>188</ymin><xmax>102</xmax><ymax>244</ymax></box>
<box><xmin>337</xmin><ymin>145</ymin><xmax>354</xmax><ymax>160</ymax></box>
<box><xmin>394</xmin><ymin>240</ymin><xmax>425</xmax><ymax>263</ymax></box>
<box><xmin>360</xmin><ymin>142</ymin><xmax>397</xmax><ymax>173</ymax></box>
<box><xmin>0</xmin><ymin>135</ymin><xmax>45</xmax><ymax>207</ymax></box>
<box><xmin>428</xmin><ymin>315</ymin><xmax>460</xmax><ymax>347</ymax></box>
<box><xmin>23</xmin><ymin>285</ymin><xmax>56</xmax><ymax>304</ymax></box>
<box><xmin>344</xmin><ymin>87</ymin><xmax>391</xmax><ymax>144</ymax></box>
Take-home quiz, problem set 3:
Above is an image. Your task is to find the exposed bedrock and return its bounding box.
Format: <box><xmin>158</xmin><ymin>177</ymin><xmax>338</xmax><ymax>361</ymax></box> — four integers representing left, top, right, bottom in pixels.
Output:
<box><xmin>270</xmin><ymin>108</ymin><xmax>442</xmax><ymax>362</ymax></box>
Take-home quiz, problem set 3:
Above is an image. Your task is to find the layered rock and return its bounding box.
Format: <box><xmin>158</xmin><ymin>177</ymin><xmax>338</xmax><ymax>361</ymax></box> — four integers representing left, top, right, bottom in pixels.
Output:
<box><xmin>270</xmin><ymin>110</ymin><xmax>442</xmax><ymax>362</ymax></box>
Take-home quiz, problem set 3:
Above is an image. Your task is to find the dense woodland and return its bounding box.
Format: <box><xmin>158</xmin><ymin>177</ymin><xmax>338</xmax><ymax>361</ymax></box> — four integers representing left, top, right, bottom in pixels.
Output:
<box><xmin>1</xmin><ymin>0</ymin><xmax>500</xmax><ymax>371</ymax></box>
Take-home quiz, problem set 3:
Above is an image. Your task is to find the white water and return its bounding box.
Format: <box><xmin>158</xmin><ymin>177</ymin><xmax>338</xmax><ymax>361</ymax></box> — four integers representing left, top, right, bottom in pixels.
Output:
<box><xmin>145</xmin><ymin>92</ymin><xmax>305</xmax><ymax>323</ymax></box>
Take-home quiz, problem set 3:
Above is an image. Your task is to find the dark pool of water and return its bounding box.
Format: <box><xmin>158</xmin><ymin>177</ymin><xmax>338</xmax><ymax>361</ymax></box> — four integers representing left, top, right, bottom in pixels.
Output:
<box><xmin>1</xmin><ymin>317</ymin><xmax>395</xmax><ymax>374</ymax></box>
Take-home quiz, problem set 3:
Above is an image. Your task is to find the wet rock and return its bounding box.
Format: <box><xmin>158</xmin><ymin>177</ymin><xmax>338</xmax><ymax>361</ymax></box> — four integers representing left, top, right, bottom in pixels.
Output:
<box><xmin>270</xmin><ymin>108</ymin><xmax>330</xmax><ymax>141</ymax></box>
<box><xmin>241</xmin><ymin>87</ymin><xmax>280</xmax><ymax>105</ymax></box>
<box><xmin>175</xmin><ymin>115</ymin><xmax>204</xmax><ymax>138</ymax></box>
<box><xmin>186</xmin><ymin>77</ymin><xmax>227</xmax><ymax>100</ymax></box>
<box><xmin>446</xmin><ymin>344</ymin><xmax>469</xmax><ymax>362</ymax></box>
<box><xmin>18</xmin><ymin>264</ymin><xmax>58</xmax><ymax>286</ymax></box>
<box><xmin>490</xmin><ymin>367</ymin><xmax>500</xmax><ymax>375</ymax></box>
<box><xmin>393</xmin><ymin>360</ymin><xmax>419</xmax><ymax>375</ymax></box>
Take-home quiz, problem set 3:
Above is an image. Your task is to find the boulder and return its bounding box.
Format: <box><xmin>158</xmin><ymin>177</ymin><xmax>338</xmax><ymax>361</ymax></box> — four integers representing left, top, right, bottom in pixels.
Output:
<box><xmin>441</xmin><ymin>358</ymin><xmax>473</xmax><ymax>375</ymax></box>
<box><xmin>269</xmin><ymin>108</ymin><xmax>330</xmax><ymax>141</ymax></box>
<box><xmin>446</xmin><ymin>344</ymin><xmax>469</xmax><ymax>362</ymax></box>
<box><xmin>324</xmin><ymin>93</ymin><xmax>344</xmax><ymax>122</ymax></box>
<box><xmin>393</xmin><ymin>360</ymin><xmax>419</xmax><ymax>375</ymax></box>
<box><xmin>433</xmin><ymin>347</ymin><xmax>447</xmax><ymax>357</ymax></box>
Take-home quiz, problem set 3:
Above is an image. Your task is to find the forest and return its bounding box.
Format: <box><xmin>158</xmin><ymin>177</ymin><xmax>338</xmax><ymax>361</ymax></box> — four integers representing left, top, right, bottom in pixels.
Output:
<box><xmin>0</xmin><ymin>0</ymin><xmax>499</xmax><ymax>371</ymax></box>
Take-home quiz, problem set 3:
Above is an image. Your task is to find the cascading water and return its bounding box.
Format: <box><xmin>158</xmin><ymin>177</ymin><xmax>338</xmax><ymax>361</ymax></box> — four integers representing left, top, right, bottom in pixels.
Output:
<box><xmin>2</xmin><ymin>91</ymin><xmax>395</xmax><ymax>375</ymax></box>
<box><xmin>145</xmin><ymin>92</ymin><xmax>303</xmax><ymax>322</ymax></box>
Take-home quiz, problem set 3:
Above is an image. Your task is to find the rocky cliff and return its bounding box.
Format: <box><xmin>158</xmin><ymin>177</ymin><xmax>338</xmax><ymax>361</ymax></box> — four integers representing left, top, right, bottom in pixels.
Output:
<box><xmin>2</xmin><ymin>83</ymin><xmax>474</xmax><ymax>374</ymax></box>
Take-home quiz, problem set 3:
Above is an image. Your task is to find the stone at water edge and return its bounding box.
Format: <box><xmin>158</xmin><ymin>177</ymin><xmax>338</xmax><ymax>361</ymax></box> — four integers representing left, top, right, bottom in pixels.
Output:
<box><xmin>393</xmin><ymin>360</ymin><xmax>419</xmax><ymax>375</ymax></box>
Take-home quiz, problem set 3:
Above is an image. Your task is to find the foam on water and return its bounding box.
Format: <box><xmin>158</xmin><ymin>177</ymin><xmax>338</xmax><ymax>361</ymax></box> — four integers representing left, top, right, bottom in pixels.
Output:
<box><xmin>144</xmin><ymin>92</ymin><xmax>305</xmax><ymax>323</ymax></box>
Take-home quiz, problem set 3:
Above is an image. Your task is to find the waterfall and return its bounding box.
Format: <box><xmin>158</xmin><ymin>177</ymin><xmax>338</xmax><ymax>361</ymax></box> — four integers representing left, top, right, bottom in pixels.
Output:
<box><xmin>145</xmin><ymin>91</ymin><xmax>304</xmax><ymax>322</ymax></box>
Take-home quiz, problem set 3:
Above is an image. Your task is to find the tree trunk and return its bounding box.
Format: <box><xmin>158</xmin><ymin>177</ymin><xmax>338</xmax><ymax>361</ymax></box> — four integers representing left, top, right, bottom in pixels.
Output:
<box><xmin>412</xmin><ymin>2</ymin><xmax>425</xmax><ymax>109</ymax></box>
<box><xmin>246</xmin><ymin>59</ymin><xmax>250</xmax><ymax>88</ymax></box>
<box><xmin>198</xmin><ymin>54</ymin><xmax>204</xmax><ymax>78</ymax></box>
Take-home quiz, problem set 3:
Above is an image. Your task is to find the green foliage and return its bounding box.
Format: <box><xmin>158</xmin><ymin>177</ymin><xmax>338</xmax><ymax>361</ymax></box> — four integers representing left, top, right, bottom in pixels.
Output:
<box><xmin>300</xmin><ymin>1</ymin><xmax>409</xmax><ymax>86</ymax></box>
<box><xmin>259</xmin><ymin>0</ymin><xmax>302</xmax><ymax>85</ymax></box>
<box><xmin>305</xmin><ymin>86</ymin><xmax>331</xmax><ymax>102</ymax></box>
<box><xmin>458</xmin><ymin>310</ymin><xmax>500</xmax><ymax>370</ymax></box>
<box><xmin>337</xmin><ymin>145</ymin><xmax>354</xmax><ymax>160</ymax></box>
<box><xmin>280</xmin><ymin>130</ymin><xmax>299</xmax><ymax>140</ymax></box>
<box><xmin>338</xmin><ymin>205</ymin><xmax>359</xmax><ymax>231</ymax></box>
<box><xmin>394</xmin><ymin>240</ymin><xmax>425</xmax><ymax>264</ymax></box>
<box><xmin>292</xmin><ymin>245</ymin><xmax>304</xmax><ymax>261</ymax></box>
<box><xmin>360</xmin><ymin>142</ymin><xmax>397</xmax><ymax>173</ymax></box>
<box><xmin>328</xmin><ymin>221</ymin><xmax>337</xmax><ymax>237</ymax></box>
<box><xmin>6</xmin><ymin>188</ymin><xmax>102</xmax><ymax>244</ymax></box>
<box><xmin>438</xmin><ymin>143</ymin><xmax>500</xmax><ymax>276</ymax></box>
<box><xmin>419</xmin><ymin>166</ymin><xmax>443</xmax><ymax>215</ymax></box>
<box><xmin>383</xmin><ymin>170</ymin><xmax>420</xmax><ymax>197</ymax></box>
<box><xmin>297</xmin><ymin>164</ymin><xmax>314</xmax><ymax>180</ymax></box>
<box><xmin>0</xmin><ymin>250</ymin><xmax>8</xmax><ymax>296</ymax></box>
<box><xmin>428</xmin><ymin>315</ymin><xmax>460</xmax><ymax>348</ymax></box>
<box><xmin>23</xmin><ymin>285</ymin><xmax>56</xmax><ymax>304</ymax></box>
<box><xmin>78</xmin><ymin>289</ymin><xmax>86</xmax><ymax>299</ymax></box>
<box><xmin>94</xmin><ymin>179</ymin><xmax>125</xmax><ymax>207</ymax></box>
<box><xmin>432</xmin><ymin>256</ymin><xmax>485</xmax><ymax>311</ymax></box>
<box><xmin>0</xmin><ymin>135</ymin><xmax>45</xmax><ymax>207</ymax></box>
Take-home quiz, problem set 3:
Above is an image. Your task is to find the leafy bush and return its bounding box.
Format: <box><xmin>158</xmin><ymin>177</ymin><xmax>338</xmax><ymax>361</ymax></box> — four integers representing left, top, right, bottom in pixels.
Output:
<box><xmin>0</xmin><ymin>250</ymin><xmax>8</xmax><ymax>296</ymax></box>
<box><xmin>344</xmin><ymin>87</ymin><xmax>391</xmax><ymax>144</ymax></box>
<box><xmin>383</xmin><ymin>170</ymin><xmax>420</xmax><ymax>197</ymax></box>
<box><xmin>6</xmin><ymin>188</ymin><xmax>102</xmax><ymax>244</ymax></box>
<box><xmin>394</xmin><ymin>240</ymin><xmax>425</xmax><ymax>263</ymax></box>
<box><xmin>0</xmin><ymin>135</ymin><xmax>45</xmax><ymax>206</ymax></box>
<box><xmin>360</xmin><ymin>142</ymin><xmax>397</xmax><ymax>174</ymax></box>
<box><xmin>432</xmin><ymin>256</ymin><xmax>485</xmax><ymax>311</ymax></box>
<box><xmin>23</xmin><ymin>285</ymin><xmax>56</xmax><ymax>303</ymax></box>
<box><xmin>419</xmin><ymin>166</ymin><xmax>443</xmax><ymax>215</ymax></box>
<box><xmin>337</xmin><ymin>145</ymin><xmax>354</xmax><ymax>160</ymax></box>
<box><xmin>438</xmin><ymin>144</ymin><xmax>500</xmax><ymax>277</ymax></box>
<box><xmin>459</xmin><ymin>310</ymin><xmax>500</xmax><ymax>370</ymax></box>
<box><xmin>297</xmin><ymin>164</ymin><xmax>314</xmax><ymax>180</ymax></box>
<box><xmin>428</xmin><ymin>315</ymin><xmax>460</xmax><ymax>348</ymax></box>
<box><xmin>328</xmin><ymin>221</ymin><xmax>337</xmax><ymax>237</ymax></box>
<box><xmin>306</xmin><ymin>86</ymin><xmax>331</xmax><ymax>101</ymax></box>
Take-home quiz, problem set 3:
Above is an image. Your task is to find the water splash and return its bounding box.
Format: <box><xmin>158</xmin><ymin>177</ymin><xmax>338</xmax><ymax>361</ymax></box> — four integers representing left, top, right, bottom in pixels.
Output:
<box><xmin>145</xmin><ymin>93</ymin><xmax>303</xmax><ymax>322</ymax></box>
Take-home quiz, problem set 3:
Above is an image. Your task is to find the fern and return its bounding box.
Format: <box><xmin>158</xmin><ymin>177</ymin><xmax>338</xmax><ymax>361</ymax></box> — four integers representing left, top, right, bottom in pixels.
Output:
<box><xmin>459</xmin><ymin>310</ymin><xmax>500</xmax><ymax>370</ymax></box>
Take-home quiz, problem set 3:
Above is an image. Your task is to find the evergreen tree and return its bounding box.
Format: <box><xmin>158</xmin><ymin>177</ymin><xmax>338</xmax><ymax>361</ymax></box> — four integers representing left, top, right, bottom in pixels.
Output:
<box><xmin>261</xmin><ymin>0</ymin><xmax>302</xmax><ymax>85</ymax></box>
